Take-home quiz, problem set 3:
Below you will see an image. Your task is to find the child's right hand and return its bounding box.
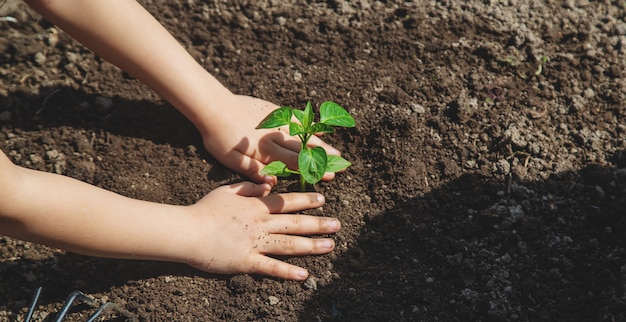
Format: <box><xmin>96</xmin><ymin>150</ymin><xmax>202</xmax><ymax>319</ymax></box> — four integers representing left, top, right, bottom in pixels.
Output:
<box><xmin>182</xmin><ymin>181</ymin><xmax>341</xmax><ymax>280</ymax></box>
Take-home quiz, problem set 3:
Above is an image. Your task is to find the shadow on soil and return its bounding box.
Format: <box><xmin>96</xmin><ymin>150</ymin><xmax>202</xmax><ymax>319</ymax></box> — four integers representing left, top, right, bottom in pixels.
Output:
<box><xmin>1</xmin><ymin>86</ymin><xmax>202</xmax><ymax>149</ymax></box>
<box><xmin>0</xmin><ymin>255</ymin><xmax>205</xmax><ymax>310</ymax></box>
<box><xmin>0</xmin><ymin>88</ymin><xmax>225</xmax><ymax>313</ymax></box>
<box><xmin>299</xmin><ymin>164</ymin><xmax>626</xmax><ymax>321</ymax></box>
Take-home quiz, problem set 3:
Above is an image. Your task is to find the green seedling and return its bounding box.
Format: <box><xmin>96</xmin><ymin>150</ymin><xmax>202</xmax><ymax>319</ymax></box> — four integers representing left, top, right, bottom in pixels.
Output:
<box><xmin>497</xmin><ymin>56</ymin><xmax>518</xmax><ymax>67</ymax></box>
<box><xmin>256</xmin><ymin>101</ymin><xmax>355</xmax><ymax>191</ymax></box>
<box><xmin>535</xmin><ymin>55</ymin><xmax>549</xmax><ymax>76</ymax></box>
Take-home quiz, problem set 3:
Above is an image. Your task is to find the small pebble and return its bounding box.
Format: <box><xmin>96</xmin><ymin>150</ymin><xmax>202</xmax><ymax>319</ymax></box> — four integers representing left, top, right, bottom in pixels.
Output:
<box><xmin>34</xmin><ymin>52</ymin><xmax>46</xmax><ymax>66</ymax></box>
<box><xmin>303</xmin><ymin>276</ymin><xmax>318</xmax><ymax>290</ymax></box>
<box><xmin>268</xmin><ymin>296</ymin><xmax>279</xmax><ymax>305</ymax></box>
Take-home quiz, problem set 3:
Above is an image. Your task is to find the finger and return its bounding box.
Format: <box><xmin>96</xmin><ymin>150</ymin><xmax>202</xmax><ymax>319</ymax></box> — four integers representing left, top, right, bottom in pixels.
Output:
<box><xmin>321</xmin><ymin>172</ymin><xmax>336</xmax><ymax>181</ymax></box>
<box><xmin>237</xmin><ymin>131</ymin><xmax>300</xmax><ymax>177</ymax></box>
<box><xmin>275</xmin><ymin>127</ymin><xmax>302</xmax><ymax>152</ymax></box>
<box><xmin>259</xmin><ymin>235</ymin><xmax>336</xmax><ymax>256</ymax></box>
<box><xmin>247</xmin><ymin>254</ymin><xmax>310</xmax><ymax>280</ymax></box>
<box><xmin>221</xmin><ymin>150</ymin><xmax>277</xmax><ymax>185</ymax></box>
<box><xmin>265</xmin><ymin>214</ymin><xmax>341</xmax><ymax>235</ymax></box>
<box><xmin>227</xmin><ymin>181</ymin><xmax>272</xmax><ymax>197</ymax></box>
<box><xmin>267</xmin><ymin>140</ymin><xmax>299</xmax><ymax>171</ymax></box>
<box><xmin>260</xmin><ymin>192</ymin><xmax>325</xmax><ymax>214</ymax></box>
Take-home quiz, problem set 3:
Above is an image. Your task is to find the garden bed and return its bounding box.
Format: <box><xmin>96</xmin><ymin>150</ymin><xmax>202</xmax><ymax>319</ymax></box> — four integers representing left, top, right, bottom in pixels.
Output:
<box><xmin>1</xmin><ymin>0</ymin><xmax>626</xmax><ymax>320</ymax></box>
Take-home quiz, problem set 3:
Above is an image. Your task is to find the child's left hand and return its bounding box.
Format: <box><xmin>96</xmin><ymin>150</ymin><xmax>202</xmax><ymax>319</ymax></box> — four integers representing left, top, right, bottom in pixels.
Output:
<box><xmin>201</xmin><ymin>95</ymin><xmax>341</xmax><ymax>184</ymax></box>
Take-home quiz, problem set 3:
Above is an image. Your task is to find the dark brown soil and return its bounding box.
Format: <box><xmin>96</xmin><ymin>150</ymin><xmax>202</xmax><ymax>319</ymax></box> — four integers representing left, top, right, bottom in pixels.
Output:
<box><xmin>2</xmin><ymin>0</ymin><xmax>626</xmax><ymax>321</ymax></box>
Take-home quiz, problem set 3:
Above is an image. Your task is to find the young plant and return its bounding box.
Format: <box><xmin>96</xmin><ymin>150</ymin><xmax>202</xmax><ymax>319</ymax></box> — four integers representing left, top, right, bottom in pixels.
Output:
<box><xmin>256</xmin><ymin>101</ymin><xmax>355</xmax><ymax>191</ymax></box>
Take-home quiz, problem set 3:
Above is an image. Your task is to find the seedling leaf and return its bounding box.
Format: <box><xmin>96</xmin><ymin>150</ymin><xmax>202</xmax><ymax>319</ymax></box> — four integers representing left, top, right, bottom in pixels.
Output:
<box><xmin>298</xmin><ymin>147</ymin><xmax>327</xmax><ymax>185</ymax></box>
<box><xmin>302</xmin><ymin>101</ymin><xmax>314</xmax><ymax>129</ymax></box>
<box><xmin>289</xmin><ymin>122</ymin><xmax>306</xmax><ymax>136</ymax></box>
<box><xmin>319</xmin><ymin>101</ymin><xmax>355</xmax><ymax>127</ymax></box>
<box><xmin>310</xmin><ymin>123</ymin><xmax>335</xmax><ymax>134</ymax></box>
<box><xmin>257</xmin><ymin>100</ymin><xmax>355</xmax><ymax>191</ymax></box>
<box><xmin>256</xmin><ymin>107</ymin><xmax>292</xmax><ymax>129</ymax></box>
<box><xmin>260</xmin><ymin>161</ymin><xmax>294</xmax><ymax>177</ymax></box>
<box><xmin>292</xmin><ymin>109</ymin><xmax>304</xmax><ymax>124</ymax></box>
<box><xmin>326</xmin><ymin>155</ymin><xmax>351</xmax><ymax>173</ymax></box>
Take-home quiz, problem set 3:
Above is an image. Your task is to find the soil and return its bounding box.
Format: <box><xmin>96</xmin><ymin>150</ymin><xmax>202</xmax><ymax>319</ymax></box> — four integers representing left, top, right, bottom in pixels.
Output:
<box><xmin>1</xmin><ymin>0</ymin><xmax>626</xmax><ymax>321</ymax></box>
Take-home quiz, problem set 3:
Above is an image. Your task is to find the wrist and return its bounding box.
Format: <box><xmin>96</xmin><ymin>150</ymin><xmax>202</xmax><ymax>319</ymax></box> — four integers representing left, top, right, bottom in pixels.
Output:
<box><xmin>182</xmin><ymin>76</ymin><xmax>237</xmax><ymax>138</ymax></box>
<box><xmin>144</xmin><ymin>205</ymin><xmax>202</xmax><ymax>265</ymax></box>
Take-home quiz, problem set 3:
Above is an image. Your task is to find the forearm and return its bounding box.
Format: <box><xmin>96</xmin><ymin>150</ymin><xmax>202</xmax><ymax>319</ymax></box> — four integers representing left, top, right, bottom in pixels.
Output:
<box><xmin>0</xmin><ymin>152</ymin><xmax>192</xmax><ymax>263</ymax></box>
<box><xmin>25</xmin><ymin>0</ymin><xmax>231</xmax><ymax>136</ymax></box>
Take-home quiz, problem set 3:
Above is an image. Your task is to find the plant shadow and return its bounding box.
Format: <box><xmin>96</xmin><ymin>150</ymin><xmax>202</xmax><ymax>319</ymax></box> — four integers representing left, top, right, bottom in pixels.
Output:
<box><xmin>298</xmin><ymin>162</ymin><xmax>626</xmax><ymax>321</ymax></box>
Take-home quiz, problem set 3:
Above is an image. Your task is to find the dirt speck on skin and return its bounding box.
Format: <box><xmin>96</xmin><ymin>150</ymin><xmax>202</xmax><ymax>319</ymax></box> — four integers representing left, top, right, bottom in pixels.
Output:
<box><xmin>2</xmin><ymin>0</ymin><xmax>626</xmax><ymax>321</ymax></box>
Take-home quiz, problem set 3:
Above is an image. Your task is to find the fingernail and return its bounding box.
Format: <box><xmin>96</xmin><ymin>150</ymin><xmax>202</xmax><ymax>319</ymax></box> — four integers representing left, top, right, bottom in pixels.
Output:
<box><xmin>296</xmin><ymin>269</ymin><xmax>308</xmax><ymax>279</ymax></box>
<box><xmin>327</xmin><ymin>219</ymin><xmax>339</xmax><ymax>230</ymax></box>
<box><xmin>263</xmin><ymin>176</ymin><xmax>276</xmax><ymax>185</ymax></box>
<box><xmin>316</xmin><ymin>194</ymin><xmax>325</xmax><ymax>203</ymax></box>
<box><xmin>327</xmin><ymin>147</ymin><xmax>340</xmax><ymax>155</ymax></box>
<box><xmin>321</xmin><ymin>239</ymin><xmax>334</xmax><ymax>249</ymax></box>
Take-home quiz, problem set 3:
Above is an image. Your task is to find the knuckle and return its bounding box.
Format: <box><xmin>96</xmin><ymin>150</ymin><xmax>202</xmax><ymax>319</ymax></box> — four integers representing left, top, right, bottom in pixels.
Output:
<box><xmin>246</xmin><ymin>168</ymin><xmax>262</xmax><ymax>180</ymax></box>
<box><xmin>319</xmin><ymin>218</ymin><xmax>328</xmax><ymax>231</ymax></box>
<box><xmin>282</xmin><ymin>237</ymin><xmax>296</xmax><ymax>250</ymax></box>
<box><xmin>268</xmin><ymin>261</ymin><xmax>282</xmax><ymax>276</ymax></box>
<box><xmin>282</xmin><ymin>193</ymin><xmax>296</xmax><ymax>205</ymax></box>
<box><xmin>290</xmin><ymin>216</ymin><xmax>302</xmax><ymax>228</ymax></box>
<box><xmin>310</xmin><ymin>193</ymin><xmax>324</xmax><ymax>205</ymax></box>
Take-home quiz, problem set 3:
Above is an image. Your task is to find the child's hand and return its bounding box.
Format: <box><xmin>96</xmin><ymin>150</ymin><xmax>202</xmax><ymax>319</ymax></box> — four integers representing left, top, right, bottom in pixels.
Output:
<box><xmin>201</xmin><ymin>95</ymin><xmax>341</xmax><ymax>184</ymax></box>
<box><xmin>23</xmin><ymin>0</ymin><xmax>338</xmax><ymax>184</ymax></box>
<box><xmin>183</xmin><ymin>182</ymin><xmax>340</xmax><ymax>280</ymax></box>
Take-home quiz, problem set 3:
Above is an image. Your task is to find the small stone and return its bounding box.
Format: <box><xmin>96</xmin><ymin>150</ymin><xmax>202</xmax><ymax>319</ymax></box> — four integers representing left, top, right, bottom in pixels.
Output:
<box><xmin>446</xmin><ymin>253</ymin><xmax>463</xmax><ymax>266</ymax></box>
<box><xmin>595</xmin><ymin>185</ymin><xmax>605</xmax><ymax>197</ymax></box>
<box><xmin>410</xmin><ymin>103</ymin><xmax>425</xmax><ymax>114</ymax></box>
<box><xmin>496</xmin><ymin>253</ymin><xmax>512</xmax><ymax>263</ymax></box>
<box><xmin>46</xmin><ymin>30</ymin><xmax>60</xmax><ymax>47</ymax></box>
<box><xmin>66</xmin><ymin>52</ymin><xmax>80</xmax><ymax>64</ymax></box>
<box><xmin>94</xmin><ymin>96</ymin><xmax>114</xmax><ymax>111</ymax></box>
<box><xmin>34</xmin><ymin>52</ymin><xmax>46</xmax><ymax>66</ymax></box>
<box><xmin>268</xmin><ymin>296</ymin><xmax>279</xmax><ymax>305</ymax></box>
<box><xmin>46</xmin><ymin>149</ymin><xmax>59</xmax><ymax>160</ymax></box>
<box><xmin>54</xmin><ymin>160</ymin><xmax>66</xmax><ymax>174</ymax></box>
<box><xmin>494</xmin><ymin>159</ymin><xmax>511</xmax><ymax>175</ymax></box>
<box><xmin>29</xmin><ymin>154</ymin><xmax>43</xmax><ymax>164</ymax></box>
<box><xmin>303</xmin><ymin>276</ymin><xmax>318</xmax><ymax>290</ymax></box>
<box><xmin>185</xmin><ymin>145</ymin><xmax>197</xmax><ymax>156</ymax></box>
<box><xmin>293</xmin><ymin>71</ymin><xmax>302</xmax><ymax>82</ymax></box>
